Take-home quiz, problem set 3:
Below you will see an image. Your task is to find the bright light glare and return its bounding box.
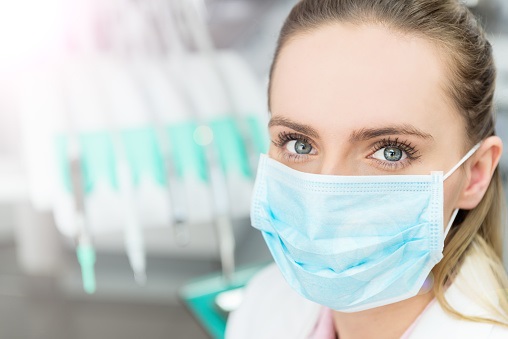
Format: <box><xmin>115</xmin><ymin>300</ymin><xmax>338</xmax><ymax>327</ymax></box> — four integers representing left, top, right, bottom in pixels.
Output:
<box><xmin>193</xmin><ymin>125</ymin><xmax>214</xmax><ymax>146</ymax></box>
<box><xmin>0</xmin><ymin>0</ymin><xmax>65</xmax><ymax>69</ymax></box>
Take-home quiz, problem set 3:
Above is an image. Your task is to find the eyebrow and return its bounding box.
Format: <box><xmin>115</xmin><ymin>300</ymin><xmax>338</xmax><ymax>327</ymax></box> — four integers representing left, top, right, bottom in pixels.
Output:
<box><xmin>348</xmin><ymin>124</ymin><xmax>434</xmax><ymax>142</ymax></box>
<box><xmin>268</xmin><ymin>116</ymin><xmax>319</xmax><ymax>139</ymax></box>
<box><xmin>269</xmin><ymin>116</ymin><xmax>434</xmax><ymax>142</ymax></box>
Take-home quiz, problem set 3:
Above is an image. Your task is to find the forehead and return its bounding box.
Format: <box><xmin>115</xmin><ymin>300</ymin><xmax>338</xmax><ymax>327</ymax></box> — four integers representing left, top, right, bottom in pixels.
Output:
<box><xmin>270</xmin><ymin>23</ymin><xmax>460</xmax><ymax>139</ymax></box>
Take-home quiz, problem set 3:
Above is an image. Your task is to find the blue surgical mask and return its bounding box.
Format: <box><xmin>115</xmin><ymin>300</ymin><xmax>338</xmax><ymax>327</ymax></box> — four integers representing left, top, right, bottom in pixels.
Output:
<box><xmin>251</xmin><ymin>144</ymin><xmax>480</xmax><ymax>312</ymax></box>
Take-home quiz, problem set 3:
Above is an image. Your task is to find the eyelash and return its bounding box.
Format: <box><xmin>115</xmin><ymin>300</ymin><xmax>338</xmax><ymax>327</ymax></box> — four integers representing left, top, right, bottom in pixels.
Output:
<box><xmin>272</xmin><ymin>131</ymin><xmax>315</xmax><ymax>162</ymax></box>
<box><xmin>272</xmin><ymin>132</ymin><xmax>421</xmax><ymax>171</ymax></box>
<box><xmin>369</xmin><ymin>137</ymin><xmax>421</xmax><ymax>170</ymax></box>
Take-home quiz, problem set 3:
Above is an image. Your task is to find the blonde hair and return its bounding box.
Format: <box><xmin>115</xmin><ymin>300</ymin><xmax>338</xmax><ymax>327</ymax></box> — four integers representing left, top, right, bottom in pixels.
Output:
<box><xmin>269</xmin><ymin>0</ymin><xmax>508</xmax><ymax>326</ymax></box>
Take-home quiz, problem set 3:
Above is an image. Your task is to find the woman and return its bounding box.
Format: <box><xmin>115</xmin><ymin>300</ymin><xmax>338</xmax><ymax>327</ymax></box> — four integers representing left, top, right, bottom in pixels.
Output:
<box><xmin>226</xmin><ymin>0</ymin><xmax>508</xmax><ymax>338</ymax></box>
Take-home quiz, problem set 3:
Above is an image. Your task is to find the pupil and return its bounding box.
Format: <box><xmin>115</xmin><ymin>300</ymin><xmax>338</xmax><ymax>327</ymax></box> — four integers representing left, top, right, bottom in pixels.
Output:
<box><xmin>384</xmin><ymin>147</ymin><xmax>402</xmax><ymax>161</ymax></box>
<box><xmin>295</xmin><ymin>140</ymin><xmax>312</xmax><ymax>154</ymax></box>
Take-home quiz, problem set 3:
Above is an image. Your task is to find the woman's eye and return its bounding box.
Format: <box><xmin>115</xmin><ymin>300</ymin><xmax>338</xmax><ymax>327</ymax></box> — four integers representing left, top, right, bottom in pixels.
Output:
<box><xmin>286</xmin><ymin>139</ymin><xmax>313</xmax><ymax>155</ymax></box>
<box><xmin>372</xmin><ymin>146</ymin><xmax>407</xmax><ymax>162</ymax></box>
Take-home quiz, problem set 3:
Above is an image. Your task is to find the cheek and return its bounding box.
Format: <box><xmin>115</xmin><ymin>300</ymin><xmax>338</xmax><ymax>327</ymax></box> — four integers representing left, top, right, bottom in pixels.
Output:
<box><xmin>442</xmin><ymin>173</ymin><xmax>466</xmax><ymax>229</ymax></box>
<box><xmin>268</xmin><ymin>144</ymin><xmax>277</xmax><ymax>158</ymax></box>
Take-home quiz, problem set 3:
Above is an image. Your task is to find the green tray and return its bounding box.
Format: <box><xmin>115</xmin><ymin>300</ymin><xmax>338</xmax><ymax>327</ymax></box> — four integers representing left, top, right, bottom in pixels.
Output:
<box><xmin>179</xmin><ymin>263</ymin><xmax>269</xmax><ymax>339</ymax></box>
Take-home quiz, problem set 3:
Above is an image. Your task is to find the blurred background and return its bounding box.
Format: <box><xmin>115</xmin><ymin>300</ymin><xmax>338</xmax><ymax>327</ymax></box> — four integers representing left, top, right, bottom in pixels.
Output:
<box><xmin>0</xmin><ymin>0</ymin><xmax>508</xmax><ymax>338</ymax></box>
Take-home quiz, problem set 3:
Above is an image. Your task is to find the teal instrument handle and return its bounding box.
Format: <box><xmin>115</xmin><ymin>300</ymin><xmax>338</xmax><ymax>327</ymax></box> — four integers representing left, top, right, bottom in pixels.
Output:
<box><xmin>55</xmin><ymin>132</ymin><xmax>118</xmax><ymax>194</ymax></box>
<box><xmin>57</xmin><ymin>128</ymin><xmax>167</xmax><ymax>194</ymax></box>
<box><xmin>76</xmin><ymin>243</ymin><xmax>97</xmax><ymax>294</ymax></box>
<box><xmin>246</xmin><ymin>115</ymin><xmax>269</xmax><ymax>154</ymax></box>
<box><xmin>209</xmin><ymin>117</ymin><xmax>251</xmax><ymax>178</ymax></box>
<box><xmin>167</xmin><ymin>122</ymin><xmax>208</xmax><ymax>182</ymax></box>
<box><xmin>120</xmin><ymin>127</ymin><xmax>166</xmax><ymax>187</ymax></box>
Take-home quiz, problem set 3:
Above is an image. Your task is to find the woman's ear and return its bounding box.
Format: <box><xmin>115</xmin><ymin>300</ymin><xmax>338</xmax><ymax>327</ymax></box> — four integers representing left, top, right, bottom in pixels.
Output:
<box><xmin>457</xmin><ymin>136</ymin><xmax>503</xmax><ymax>210</ymax></box>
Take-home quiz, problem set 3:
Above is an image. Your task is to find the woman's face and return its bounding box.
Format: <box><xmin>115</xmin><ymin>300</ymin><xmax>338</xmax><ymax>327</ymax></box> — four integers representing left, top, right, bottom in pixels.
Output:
<box><xmin>268</xmin><ymin>24</ymin><xmax>469</xmax><ymax>223</ymax></box>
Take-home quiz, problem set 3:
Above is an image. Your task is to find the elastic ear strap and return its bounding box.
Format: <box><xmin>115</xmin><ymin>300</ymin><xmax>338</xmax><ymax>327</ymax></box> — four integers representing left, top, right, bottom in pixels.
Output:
<box><xmin>443</xmin><ymin>143</ymin><xmax>481</xmax><ymax>181</ymax></box>
<box><xmin>444</xmin><ymin>208</ymin><xmax>460</xmax><ymax>240</ymax></box>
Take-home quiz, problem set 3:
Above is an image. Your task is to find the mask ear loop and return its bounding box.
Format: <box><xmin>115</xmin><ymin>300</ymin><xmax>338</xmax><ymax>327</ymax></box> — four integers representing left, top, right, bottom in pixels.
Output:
<box><xmin>443</xmin><ymin>143</ymin><xmax>481</xmax><ymax>181</ymax></box>
<box><xmin>442</xmin><ymin>142</ymin><xmax>481</xmax><ymax>240</ymax></box>
<box><xmin>443</xmin><ymin>208</ymin><xmax>459</xmax><ymax>239</ymax></box>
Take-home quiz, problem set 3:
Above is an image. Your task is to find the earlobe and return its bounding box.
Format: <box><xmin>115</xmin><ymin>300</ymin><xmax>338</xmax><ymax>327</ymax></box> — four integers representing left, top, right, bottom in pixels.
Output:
<box><xmin>457</xmin><ymin>136</ymin><xmax>503</xmax><ymax>210</ymax></box>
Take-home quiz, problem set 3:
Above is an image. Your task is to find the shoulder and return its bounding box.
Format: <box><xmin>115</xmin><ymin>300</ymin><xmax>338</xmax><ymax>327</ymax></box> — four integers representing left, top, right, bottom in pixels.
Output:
<box><xmin>225</xmin><ymin>263</ymin><xmax>321</xmax><ymax>339</ymax></box>
<box><xmin>409</xmin><ymin>298</ymin><xmax>508</xmax><ymax>338</ymax></box>
<box><xmin>409</xmin><ymin>253</ymin><xmax>508</xmax><ymax>339</ymax></box>
<box><xmin>490</xmin><ymin>325</ymin><xmax>508</xmax><ymax>338</ymax></box>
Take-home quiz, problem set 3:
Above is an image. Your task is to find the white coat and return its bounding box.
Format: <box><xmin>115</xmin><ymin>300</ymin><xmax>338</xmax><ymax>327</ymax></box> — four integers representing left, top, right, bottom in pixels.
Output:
<box><xmin>226</xmin><ymin>258</ymin><xmax>508</xmax><ymax>339</ymax></box>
